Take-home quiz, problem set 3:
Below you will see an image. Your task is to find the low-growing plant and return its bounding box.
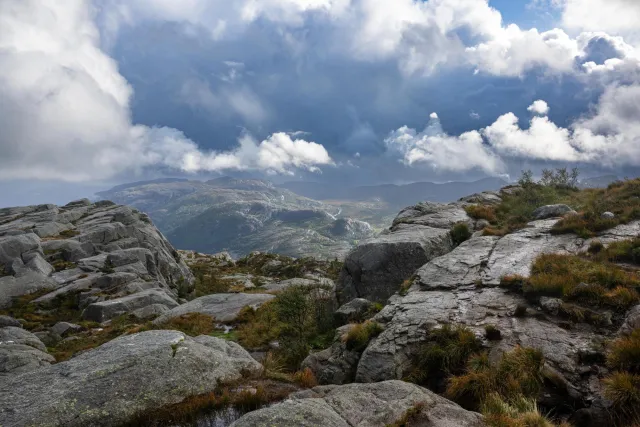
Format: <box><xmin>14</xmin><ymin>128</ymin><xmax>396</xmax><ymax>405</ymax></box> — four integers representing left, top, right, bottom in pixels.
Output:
<box><xmin>385</xmin><ymin>402</ymin><xmax>426</xmax><ymax>427</ymax></box>
<box><xmin>465</xmin><ymin>205</ymin><xmax>498</xmax><ymax>223</ymax></box>
<box><xmin>588</xmin><ymin>240</ymin><xmax>604</xmax><ymax>254</ymax></box>
<box><xmin>450</xmin><ymin>222</ymin><xmax>472</xmax><ymax>246</ymax></box>
<box><xmin>482</xmin><ymin>393</ymin><xmax>561</xmax><ymax>427</ymax></box>
<box><xmin>343</xmin><ymin>320</ymin><xmax>384</xmax><ymax>352</ymax></box>
<box><xmin>446</xmin><ymin>346</ymin><xmax>545</xmax><ymax>411</ymax></box>
<box><xmin>600</xmin><ymin>238</ymin><xmax>640</xmax><ymax>265</ymax></box>
<box><xmin>407</xmin><ymin>325</ymin><xmax>483</xmax><ymax>392</ymax></box>
<box><xmin>603</xmin><ymin>372</ymin><xmax>640</xmax><ymax>424</ymax></box>
<box><xmin>155</xmin><ymin>313</ymin><xmax>215</xmax><ymax>336</ymax></box>
<box><xmin>608</xmin><ymin>329</ymin><xmax>640</xmax><ymax>373</ymax></box>
<box><xmin>292</xmin><ymin>367</ymin><xmax>318</xmax><ymax>388</ymax></box>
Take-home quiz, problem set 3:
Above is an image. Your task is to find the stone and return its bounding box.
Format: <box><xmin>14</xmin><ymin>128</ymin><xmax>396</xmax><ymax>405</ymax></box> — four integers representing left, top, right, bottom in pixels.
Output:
<box><xmin>50</xmin><ymin>322</ymin><xmax>82</xmax><ymax>338</ymax></box>
<box><xmin>130</xmin><ymin>303</ymin><xmax>170</xmax><ymax>320</ymax></box>
<box><xmin>0</xmin><ymin>315</ymin><xmax>21</xmax><ymax>328</ymax></box>
<box><xmin>0</xmin><ymin>343</ymin><xmax>55</xmax><ymax>376</ymax></box>
<box><xmin>540</xmin><ymin>297</ymin><xmax>563</xmax><ymax>316</ymax></box>
<box><xmin>0</xmin><ymin>272</ymin><xmax>59</xmax><ymax>309</ymax></box>
<box><xmin>0</xmin><ymin>326</ymin><xmax>47</xmax><ymax>352</ymax></box>
<box><xmin>41</xmin><ymin>239</ymin><xmax>95</xmax><ymax>262</ymax></box>
<box><xmin>337</xmin><ymin>224</ymin><xmax>453</xmax><ymax>304</ymax></box>
<box><xmin>0</xmin><ymin>233</ymin><xmax>42</xmax><ymax>273</ymax></box>
<box><xmin>459</xmin><ymin>191</ymin><xmax>502</xmax><ymax>205</ymax></box>
<box><xmin>531</xmin><ymin>204</ymin><xmax>577</xmax><ymax>220</ymax></box>
<box><xmin>481</xmin><ymin>220</ymin><xmax>584</xmax><ymax>285</ymax></box>
<box><xmin>416</xmin><ymin>236</ymin><xmax>499</xmax><ymax>290</ymax></box>
<box><xmin>263</xmin><ymin>277</ymin><xmax>331</xmax><ymax>293</ymax></box>
<box><xmin>334</xmin><ymin>298</ymin><xmax>375</xmax><ymax>325</ymax></box>
<box><xmin>82</xmin><ymin>288</ymin><xmax>179</xmax><ymax>323</ymax></box>
<box><xmin>619</xmin><ymin>305</ymin><xmax>640</xmax><ymax>335</ymax></box>
<box><xmin>301</xmin><ymin>325</ymin><xmax>361</xmax><ymax>385</ymax></box>
<box><xmin>230</xmin><ymin>380</ymin><xmax>483</xmax><ymax>427</ymax></box>
<box><xmin>154</xmin><ymin>293</ymin><xmax>275</xmax><ymax>324</ymax></box>
<box><xmin>601</xmin><ymin>211</ymin><xmax>615</xmax><ymax>220</ymax></box>
<box><xmin>0</xmin><ymin>330</ymin><xmax>262</xmax><ymax>426</ymax></box>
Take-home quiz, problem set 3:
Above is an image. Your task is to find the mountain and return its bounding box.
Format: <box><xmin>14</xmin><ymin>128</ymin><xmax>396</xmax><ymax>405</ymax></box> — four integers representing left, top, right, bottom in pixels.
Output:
<box><xmin>278</xmin><ymin>177</ymin><xmax>508</xmax><ymax>206</ymax></box>
<box><xmin>96</xmin><ymin>177</ymin><xmax>383</xmax><ymax>259</ymax></box>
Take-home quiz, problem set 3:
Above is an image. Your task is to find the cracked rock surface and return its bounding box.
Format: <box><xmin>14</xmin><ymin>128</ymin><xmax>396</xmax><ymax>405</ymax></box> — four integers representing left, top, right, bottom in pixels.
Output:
<box><xmin>230</xmin><ymin>380</ymin><xmax>483</xmax><ymax>427</ymax></box>
<box><xmin>0</xmin><ymin>330</ymin><xmax>262</xmax><ymax>427</ymax></box>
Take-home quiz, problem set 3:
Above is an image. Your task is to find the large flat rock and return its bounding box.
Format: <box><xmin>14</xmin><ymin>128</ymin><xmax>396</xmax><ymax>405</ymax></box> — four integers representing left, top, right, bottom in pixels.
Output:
<box><xmin>154</xmin><ymin>293</ymin><xmax>275</xmax><ymax>324</ymax></box>
<box><xmin>0</xmin><ymin>330</ymin><xmax>262</xmax><ymax>427</ymax></box>
<box><xmin>82</xmin><ymin>288</ymin><xmax>179</xmax><ymax>323</ymax></box>
<box><xmin>0</xmin><ymin>327</ymin><xmax>54</xmax><ymax>376</ymax></box>
<box><xmin>230</xmin><ymin>380</ymin><xmax>483</xmax><ymax>427</ymax></box>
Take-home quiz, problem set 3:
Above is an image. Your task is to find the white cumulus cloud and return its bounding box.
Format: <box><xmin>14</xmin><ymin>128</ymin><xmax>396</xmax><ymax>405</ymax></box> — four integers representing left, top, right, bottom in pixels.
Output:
<box><xmin>0</xmin><ymin>0</ymin><xmax>332</xmax><ymax>182</ymax></box>
<box><xmin>527</xmin><ymin>100</ymin><xmax>550</xmax><ymax>115</ymax></box>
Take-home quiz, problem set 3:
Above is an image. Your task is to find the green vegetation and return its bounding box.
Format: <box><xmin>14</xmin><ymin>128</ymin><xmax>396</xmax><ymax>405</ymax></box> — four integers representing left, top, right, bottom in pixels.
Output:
<box><xmin>482</xmin><ymin>393</ymin><xmax>568</xmax><ymax>427</ymax></box>
<box><xmin>603</xmin><ymin>328</ymin><xmax>640</xmax><ymax>425</ymax></box>
<box><xmin>522</xmin><ymin>253</ymin><xmax>640</xmax><ymax>308</ymax></box>
<box><xmin>343</xmin><ymin>320</ymin><xmax>384</xmax><ymax>352</ymax></box>
<box><xmin>155</xmin><ymin>313</ymin><xmax>215</xmax><ymax>337</ymax></box>
<box><xmin>598</xmin><ymin>238</ymin><xmax>640</xmax><ymax>265</ymax></box>
<box><xmin>51</xmin><ymin>259</ymin><xmax>77</xmax><ymax>272</ymax></box>
<box><xmin>469</xmin><ymin>169</ymin><xmax>640</xmax><ymax>238</ymax></box>
<box><xmin>407</xmin><ymin>325</ymin><xmax>483</xmax><ymax>391</ymax></box>
<box><xmin>236</xmin><ymin>285</ymin><xmax>336</xmax><ymax>368</ymax></box>
<box><xmin>446</xmin><ymin>347</ymin><xmax>544</xmax><ymax>411</ymax></box>
<box><xmin>385</xmin><ymin>402</ymin><xmax>426</xmax><ymax>427</ymax></box>
<box><xmin>450</xmin><ymin>222</ymin><xmax>472</xmax><ymax>246</ymax></box>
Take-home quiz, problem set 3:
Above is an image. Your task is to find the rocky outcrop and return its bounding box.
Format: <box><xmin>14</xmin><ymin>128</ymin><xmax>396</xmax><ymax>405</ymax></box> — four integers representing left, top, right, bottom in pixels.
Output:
<box><xmin>0</xmin><ymin>201</ymin><xmax>193</xmax><ymax>313</ymax></box>
<box><xmin>334</xmin><ymin>298</ymin><xmax>376</xmax><ymax>325</ymax></box>
<box><xmin>230</xmin><ymin>380</ymin><xmax>483</xmax><ymax>427</ymax></box>
<box><xmin>0</xmin><ymin>330</ymin><xmax>262</xmax><ymax>427</ymax></box>
<box><xmin>301</xmin><ymin>325</ymin><xmax>361</xmax><ymax>385</ymax></box>
<box><xmin>82</xmin><ymin>288</ymin><xmax>179</xmax><ymax>323</ymax></box>
<box><xmin>0</xmin><ymin>326</ymin><xmax>54</xmax><ymax>375</ymax></box>
<box><xmin>532</xmin><ymin>204</ymin><xmax>577</xmax><ymax>220</ymax></box>
<box><xmin>154</xmin><ymin>293</ymin><xmax>275</xmax><ymax>324</ymax></box>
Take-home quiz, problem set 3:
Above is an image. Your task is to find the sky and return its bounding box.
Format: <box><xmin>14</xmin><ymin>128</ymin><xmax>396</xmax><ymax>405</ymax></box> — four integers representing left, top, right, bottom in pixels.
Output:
<box><xmin>1</xmin><ymin>0</ymin><xmax>640</xmax><ymax>206</ymax></box>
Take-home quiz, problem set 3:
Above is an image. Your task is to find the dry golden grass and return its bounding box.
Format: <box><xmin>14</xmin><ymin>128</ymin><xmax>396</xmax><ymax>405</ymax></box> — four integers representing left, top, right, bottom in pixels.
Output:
<box><xmin>343</xmin><ymin>320</ymin><xmax>384</xmax><ymax>352</ymax></box>
<box><xmin>465</xmin><ymin>204</ymin><xmax>498</xmax><ymax>223</ymax></box>
<box><xmin>155</xmin><ymin>312</ymin><xmax>215</xmax><ymax>336</ymax></box>
<box><xmin>608</xmin><ymin>329</ymin><xmax>640</xmax><ymax>373</ymax></box>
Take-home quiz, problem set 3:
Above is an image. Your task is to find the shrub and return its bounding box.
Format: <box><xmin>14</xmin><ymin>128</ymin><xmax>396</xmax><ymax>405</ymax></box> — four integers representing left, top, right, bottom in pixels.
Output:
<box><xmin>343</xmin><ymin>320</ymin><xmax>384</xmax><ymax>352</ymax></box>
<box><xmin>526</xmin><ymin>253</ymin><xmax>640</xmax><ymax>301</ymax></box>
<box><xmin>446</xmin><ymin>346</ymin><xmax>544</xmax><ymax>411</ymax></box>
<box><xmin>588</xmin><ymin>239</ymin><xmax>604</xmax><ymax>254</ymax></box>
<box><xmin>408</xmin><ymin>325</ymin><xmax>482</xmax><ymax>391</ymax></box>
<box><xmin>608</xmin><ymin>329</ymin><xmax>640</xmax><ymax>373</ymax></box>
<box><xmin>293</xmin><ymin>367</ymin><xmax>318</xmax><ymax>388</ymax></box>
<box><xmin>603</xmin><ymin>372</ymin><xmax>640</xmax><ymax>423</ymax></box>
<box><xmin>450</xmin><ymin>223</ymin><xmax>472</xmax><ymax>246</ymax></box>
<box><xmin>465</xmin><ymin>205</ymin><xmax>497</xmax><ymax>223</ymax></box>
<box><xmin>156</xmin><ymin>313</ymin><xmax>214</xmax><ymax>336</ymax></box>
<box><xmin>482</xmin><ymin>393</ymin><xmax>558</xmax><ymax>427</ymax></box>
<box><xmin>601</xmin><ymin>238</ymin><xmax>640</xmax><ymax>265</ymax></box>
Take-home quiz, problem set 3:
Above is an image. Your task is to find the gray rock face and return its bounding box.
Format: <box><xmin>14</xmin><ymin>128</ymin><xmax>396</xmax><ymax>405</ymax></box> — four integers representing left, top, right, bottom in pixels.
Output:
<box><xmin>301</xmin><ymin>325</ymin><xmax>361</xmax><ymax>385</ymax></box>
<box><xmin>416</xmin><ymin>236</ymin><xmax>499</xmax><ymax>290</ymax></box>
<box><xmin>0</xmin><ymin>330</ymin><xmax>262</xmax><ymax>427</ymax></box>
<box><xmin>230</xmin><ymin>380</ymin><xmax>483</xmax><ymax>427</ymax></box>
<box><xmin>532</xmin><ymin>204</ymin><xmax>577</xmax><ymax>220</ymax></box>
<box><xmin>0</xmin><ymin>316</ymin><xmax>21</xmax><ymax>328</ymax></box>
<box><xmin>82</xmin><ymin>288</ymin><xmax>179</xmax><ymax>323</ymax></box>
<box><xmin>459</xmin><ymin>191</ymin><xmax>502</xmax><ymax>205</ymax></box>
<box><xmin>619</xmin><ymin>305</ymin><xmax>640</xmax><ymax>335</ymax></box>
<box><xmin>0</xmin><ymin>201</ymin><xmax>194</xmax><ymax>310</ymax></box>
<box><xmin>130</xmin><ymin>303</ymin><xmax>171</xmax><ymax>320</ymax></box>
<box><xmin>50</xmin><ymin>322</ymin><xmax>82</xmax><ymax>337</ymax></box>
<box><xmin>337</xmin><ymin>224</ymin><xmax>453</xmax><ymax>304</ymax></box>
<box><xmin>154</xmin><ymin>293</ymin><xmax>275</xmax><ymax>324</ymax></box>
<box><xmin>0</xmin><ymin>326</ymin><xmax>54</xmax><ymax>375</ymax></box>
<box><xmin>334</xmin><ymin>298</ymin><xmax>375</xmax><ymax>325</ymax></box>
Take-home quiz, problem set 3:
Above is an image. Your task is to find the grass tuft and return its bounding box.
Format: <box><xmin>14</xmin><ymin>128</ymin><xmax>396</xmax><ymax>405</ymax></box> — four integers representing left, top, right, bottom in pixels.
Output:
<box><xmin>343</xmin><ymin>320</ymin><xmax>384</xmax><ymax>352</ymax></box>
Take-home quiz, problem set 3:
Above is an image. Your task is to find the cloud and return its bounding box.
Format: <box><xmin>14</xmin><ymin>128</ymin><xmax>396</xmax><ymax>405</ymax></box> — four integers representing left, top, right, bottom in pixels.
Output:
<box><xmin>385</xmin><ymin>115</ymin><xmax>505</xmax><ymax>175</ymax></box>
<box><xmin>429</xmin><ymin>112</ymin><xmax>439</xmax><ymax>119</ymax></box>
<box><xmin>0</xmin><ymin>0</ymin><xmax>330</xmax><ymax>182</ymax></box>
<box><xmin>527</xmin><ymin>100</ymin><xmax>550</xmax><ymax>115</ymax></box>
<box><xmin>562</xmin><ymin>0</ymin><xmax>640</xmax><ymax>41</ymax></box>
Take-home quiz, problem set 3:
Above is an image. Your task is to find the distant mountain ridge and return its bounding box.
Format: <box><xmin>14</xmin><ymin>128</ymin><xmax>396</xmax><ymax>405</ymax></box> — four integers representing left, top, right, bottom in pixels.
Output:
<box><xmin>278</xmin><ymin>177</ymin><xmax>508</xmax><ymax>206</ymax></box>
<box><xmin>97</xmin><ymin>176</ymin><xmax>510</xmax><ymax>259</ymax></box>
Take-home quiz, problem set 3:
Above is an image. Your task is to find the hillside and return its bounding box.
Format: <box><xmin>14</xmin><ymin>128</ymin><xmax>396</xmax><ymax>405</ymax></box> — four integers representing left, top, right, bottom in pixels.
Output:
<box><xmin>3</xmin><ymin>177</ymin><xmax>640</xmax><ymax>426</ymax></box>
<box><xmin>97</xmin><ymin>177</ymin><xmax>384</xmax><ymax>260</ymax></box>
